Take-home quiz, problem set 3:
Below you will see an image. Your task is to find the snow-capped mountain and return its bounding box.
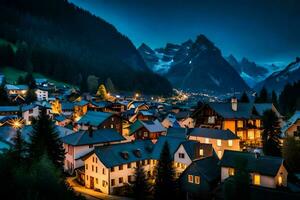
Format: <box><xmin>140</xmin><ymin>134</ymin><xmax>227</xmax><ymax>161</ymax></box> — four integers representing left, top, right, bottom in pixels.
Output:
<box><xmin>255</xmin><ymin>57</ymin><xmax>300</xmax><ymax>93</ymax></box>
<box><xmin>226</xmin><ymin>55</ymin><xmax>269</xmax><ymax>87</ymax></box>
<box><xmin>139</xmin><ymin>34</ymin><xmax>249</xmax><ymax>93</ymax></box>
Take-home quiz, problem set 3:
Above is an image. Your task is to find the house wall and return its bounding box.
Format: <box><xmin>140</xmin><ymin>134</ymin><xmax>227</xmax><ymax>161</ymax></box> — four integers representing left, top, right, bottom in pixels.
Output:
<box><xmin>22</xmin><ymin>106</ymin><xmax>40</xmax><ymax>125</ymax></box>
<box><xmin>174</xmin><ymin>145</ymin><xmax>192</xmax><ymax>176</ymax></box>
<box><xmin>189</xmin><ymin>136</ymin><xmax>240</xmax><ymax>158</ymax></box>
<box><xmin>85</xmin><ymin>153</ymin><xmax>110</xmax><ymax>194</ymax></box>
<box><xmin>285</xmin><ymin>120</ymin><xmax>300</xmax><ymax>137</ymax></box>
<box><xmin>179</xmin><ymin>117</ymin><xmax>195</xmax><ymax>128</ymax></box>
<box><xmin>35</xmin><ymin>89</ymin><xmax>48</xmax><ymax>101</ymax></box>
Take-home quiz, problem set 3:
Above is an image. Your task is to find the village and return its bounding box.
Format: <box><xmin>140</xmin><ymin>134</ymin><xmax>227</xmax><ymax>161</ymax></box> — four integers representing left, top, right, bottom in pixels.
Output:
<box><xmin>0</xmin><ymin>73</ymin><xmax>300</xmax><ymax>200</ymax></box>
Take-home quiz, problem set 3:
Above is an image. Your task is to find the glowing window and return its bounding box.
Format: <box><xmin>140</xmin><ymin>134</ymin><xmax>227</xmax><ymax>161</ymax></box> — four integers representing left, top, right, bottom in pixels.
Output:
<box><xmin>237</xmin><ymin>120</ymin><xmax>243</xmax><ymax>128</ymax></box>
<box><xmin>199</xmin><ymin>149</ymin><xmax>204</xmax><ymax>156</ymax></box>
<box><xmin>205</xmin><ymin>138</ymin><xmax>210</xmax><ymax>144</ymax></box>
<box><xmin>278</xmin><ymin>175</ymin><xmax>283</xmax><ymax>186</ymax></box>
<box><xmin>188</xmin><ymin>175</ymin><xmax>193</xmax><ymax>183</ymax></box>
<box><xmin>228</xmin><ymin>140</ymin><xmax>233</xmax><ymax>147</ymax></box>
<box><xmin>217</xmin><ymin>150</ymin><xmax>223</xmax><ymax>158</ymax></box>
<box><xmin>228</xmin><ymin>168</ymin><xmax>235</xmax><ymax>176</ymax></box>
<box><xmin>195</xmin><ymin>176</ymin><xmax>200</xmax><ymax>184</ymax></box>
<box><xmin>248</xmin><ymin>130</ymin><xmax>254</xmax><ymax>139</ymax></box>
<box><xmin>253</xmin><ymin>174</ymin><xmax>260</xmax><ymax>185</ymax></box>
<box><xmin>217</xmin><ymin>139</ymin><xmax>222</xmax><ymax>146</ymax></box>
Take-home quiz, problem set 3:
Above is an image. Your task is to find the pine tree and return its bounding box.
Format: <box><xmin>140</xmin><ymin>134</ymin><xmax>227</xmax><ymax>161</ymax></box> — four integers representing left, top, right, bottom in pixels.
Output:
<box><xmin>11</xmin><ymin>130</ymin><xmax>27</xmax><ymax>164</ymax></box>
<box><xmin>25</xmin><ymin>88</ymin><xmax>37</xmax><ymax>103</ymax></box>
<box><xmin>132</xmin><ymin>163</ymin><xmax>150</xmax><ymax>200</ymax></box>
<box><xmin>96</xmin><ymin>84</ymin><xmax>108</xmax><ymax>100</ymax></box>
<box><xmin>261</xmin><ymin>109</ymin><xmax>281</xmax><ymax>156</ymax></box>
<box><xmin>154</xmin><ymin>142</ymin><xmax>177</xmax><ymax>200</ymax></box>
<box><xmin>24</xmin><ymin>73</ymin><xmax>36</xmax><ymax>89</ymax></box>
<box><xmin>255</xmin><ymin>87</ymin><xmax>269</xmax><ymax>103</ymax></box>
<box><xmin>105</xmin><ymin>78</ymin><xmax>116</xmax><ymax>94</ymax></box>
<box><xmin>271</xmin><ymin>90</ymin><xmax>279</xmax><ymax>108</ymax></box>
<box><xmin>0</xmin><ymin>83</ymin><xmax>9</xmax><ymax>105</ymax></box>
<box><xmin>239</xmin><ymin>91</ymin><xmax>249</xmax><ymax>102</ymax></box>
<box><xmin>282</xmin><ymin>136</ymin><xmax>300</xmax><ymax>172</ymax></box>
<box><xmin>28</xmin><ymin>108</ymin><xmax>65</xmax><ymax>169</ymax></box>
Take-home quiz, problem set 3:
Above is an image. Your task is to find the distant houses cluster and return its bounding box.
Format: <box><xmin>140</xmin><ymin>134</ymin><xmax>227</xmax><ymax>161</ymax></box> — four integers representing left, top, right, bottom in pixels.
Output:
<box><xmin>0</xmin><ymin>80</ymin><xmax>300</xmax><ymax>199</ymax></box>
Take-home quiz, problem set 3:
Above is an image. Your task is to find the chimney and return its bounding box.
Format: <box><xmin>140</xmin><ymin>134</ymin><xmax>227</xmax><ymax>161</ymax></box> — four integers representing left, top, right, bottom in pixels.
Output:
<box><xmin>231</xmin><ymin>97</ymin><xmax>238</xmax><ymax>111</ymax></box>
<box><xmin>88</xmin><ymin>125</ymin><xmax>93</xmax><ymax>137</ymax></box>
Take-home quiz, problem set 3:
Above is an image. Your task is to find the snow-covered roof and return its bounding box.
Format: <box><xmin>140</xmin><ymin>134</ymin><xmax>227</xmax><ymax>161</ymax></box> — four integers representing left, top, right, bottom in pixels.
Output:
<box><xmin>282</xmin><ymin>111</ymin><xmax>300</xmax><ymax>133</ymax></box>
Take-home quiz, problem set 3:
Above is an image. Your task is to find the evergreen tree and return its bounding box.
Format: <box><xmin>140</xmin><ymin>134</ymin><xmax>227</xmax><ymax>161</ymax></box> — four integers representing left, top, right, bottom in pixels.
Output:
<box><xmin>272</xmin><ymin>90</ymin><xmax>279</xmax><ymax>108</ymax></box>
<box><xmin>96</xmin><ymin>84</ymin><xmax>108</xmax><ymax>100</ymax></box>
<box><xmin>255</xmin><ymin>87</ymin><xmax>269</xmax><ymax>103</ymax></box>
<box><xmin>24</xmin><ymin>73</ymin><xmax>36</xmax><ymax>89</ymax></box>
<box><xmin>283</xmin><ymin>136</ymin><xmax>300</xmax><ymax>172</ymax></box>
<box><xmin>0</xmin><ymin>83</ymin><xmax>10</xmax><ymax>105</ymax></box>
<box><xmin>132</xmin><ymin>163</ymin><xmax>150</xmax><ymax>200</ymax></box>
<box><xmin>279</xmin><ymin>81</ymin><xmax>300</xmax><ymax>116</ymax></box>
<box><xmin>0</xmin><ymin>44</ymin><xmax>14</xmax><ymax>67</ymax></box>
<box><xmin>11</xmin><ymin>130</ymin><xmax>27</xmax><ymax>164</ymax></box>
<box><xmin>261</xmin><ymin>109</ymin><xmax>281</xmax><ymax>156</ymax></box>
<box><xmin>154</xmin><ymin>142</ymin><xmax>177</xmax><ymax>200</ymax></box>
<box><xmin>25</xmin><ymin>88</ymin><xmax>37</xmax><ymax>103</ymax></box>
<box><xmin>105</xmin><ymin>78</ymin><xmax>116</xmax><ymax>94</ymax></box>
<box><xmin>224</xmin><ymin>157</ymin><xmax>250</xmax><ymax>200</ymax></box>
<box><xmin>17</xmin><ymin>75</ymin><xmax>25</xmax><ymax>85</ymax></box>
<box><xmin>86</xmin><ymin>75</ymin><xmax>98</xmax><ymax>93</ymax></box>
<box><xmin>239</xmin><ymin>91</ymin><xmax>249</xmax><ymax>102</ymax></box>
<box><xmin>28</xmin><ymin>108</ymin><xmax>65</xmax><ymax>169</ymax></box>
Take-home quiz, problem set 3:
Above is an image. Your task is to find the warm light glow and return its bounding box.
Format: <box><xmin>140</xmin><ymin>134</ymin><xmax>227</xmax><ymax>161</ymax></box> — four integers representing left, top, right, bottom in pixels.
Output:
<box><xmin>9</xmin><ymin>118</ymin><xmax>24</xmax><ymax>129</ymax></box>
<box><xmin>253</xmin><ymin>174</ymin><xmax>261</xmax><ymax>185</ymax></box>
<box><xmin>135</xmin><ymin>93</ymin><xmax>139</xmax><ymax>98</ymax></box>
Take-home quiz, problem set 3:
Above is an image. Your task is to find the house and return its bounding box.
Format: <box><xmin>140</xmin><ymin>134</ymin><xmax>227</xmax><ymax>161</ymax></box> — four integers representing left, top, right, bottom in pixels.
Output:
<box><xmin>35</xmin><ymin>87</ymin><xmax>49</xmax><ymax>101</ymax></box>
<box><xmin>89</xmin><ymin>101</ymin><xmax>112</xmax><ymax>112</ymax></box>
<box><xmin>82</xmin><ymin>140</ymin><xmax>153</xmax><ymax>194</ymax></box>
<box><xmin>54</xmin><ymin>115</ymin><xmax>71</xmax><ymax>127</ymax></box>
<box><xmin>35</xmin><ymin>78</ymin><xmax>48</xmax><ymax>87</ymax></box>
<box><xmin>61</xmin><ymin>129</ymin><xmax>126</xmax><ymax>174</ymax></box>
<box><xmin>61</xmin><ymin>102</ymin><xmax>74</xmax><ymax>116</ymax></box>
<box><xmin>136</xmin><ymin>110</ymin><xmax>155</xmax><ymax>121</ymax></box>
<box><xmin>4</xmin><ymin>84</ymin><xmax>28</xmax><ymax>97</ymax></box>
<box><xmin>176</xmin><ymin>111</ymin><xmax>195</xmax><ymax>128</ymax></box>
<box><xmin>161</xmin><ymin>113</ymin><xmax>181</xmax><ymax>128</ymax></box>
<box><xmin>179</xmin><ymin>156</ymin><xmax>220</xmax><ymax>200</ymax></box>
<box><xmin>220</xmin><ymin>150</ymin><xmax>288</xmax><ymax>189</ymax></box>
<box><xmin>282</xmin><ymin>111</ymin><xmax>300</xmax><ymax>138</ymax></box>
<box><xmin>75</xmin><ymin>111</ymin><xmax>122</xmax><ymax>134</ymax></box>
<box><xmin>129</xmin><ymin>119</ymin><xmax>166</xmax><ymax>140</ymax></box>
<box><xmin>192</xmin><ymin>98</ymin><xmax>267</xmax><ymax>146</ymax></box>
<box><xmin>74</xmin><ymin>100</ymin><xmax>89</xmax><ymax>119</ymax></box>
<box><xmin>174</xmin><ymin>140</ymin><xmax>214</xmax><ymax>176</ymax></box>
<box><xmin>188</xmin><ymin>128</ymin><xmax>240</xmax><ymax>158</ymax></box>
<box><xmin>21</xmin><ymin>104</ymin><xmax>40</xmax><ymax>125</ymax></box>
<box><xmin>0</xmin><ymin>106</ymin><xmax>20</xmax><ymax>116</ymax></box>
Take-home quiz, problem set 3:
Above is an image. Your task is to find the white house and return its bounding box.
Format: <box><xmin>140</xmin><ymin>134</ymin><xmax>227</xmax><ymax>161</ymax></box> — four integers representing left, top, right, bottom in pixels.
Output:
<box><xmin>35</xmin><ymin>88</ymin><xmax>49</xmax><ymax>101</ymax></box>
<box><xmin>282</xmin><ymin>111</ymin><xmax>300</xmax><ymax>138</ymax></box>
<box><xmin>61</xmin><ymin>129</ymin><xmax>126</xmax><ymax>174</ymax></box>
<box><xmin>220</xmin><ymin>150</ymin><xmax>288</xmax><ymax>188</ymax></box>
<box><xmin>82</xmin><ymin>140</ymin><xmax>154</xmax><ymax>194</ymax></box>
<box><xmin>21</xmin><ymin>104</ymin><xmax>40</xmax><ymax>125</ymax></box>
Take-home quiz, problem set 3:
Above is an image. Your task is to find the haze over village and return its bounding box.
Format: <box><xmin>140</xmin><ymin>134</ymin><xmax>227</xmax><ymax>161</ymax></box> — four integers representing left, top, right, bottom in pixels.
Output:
<box><xmin>0</xmin><ymin>0</ymin><xmax>300</xmax><ymax>200</ymax></box>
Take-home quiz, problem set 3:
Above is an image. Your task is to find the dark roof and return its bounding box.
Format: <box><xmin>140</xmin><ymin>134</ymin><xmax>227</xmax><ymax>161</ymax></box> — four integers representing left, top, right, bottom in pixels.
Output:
<box><xmin>175</xmin><ymin>111</ymin><xmax>191</xmax><ymax>120</ymax></box>
<box><xmin>91</xmin><ymin>140</ymin><xmax>153</xmax><ymax>168</ymax></box>
<box><xmin>77</xmin><ymin>111</ymin><xmax>113</xmax><ymax>126</ymax></box>
<box><xmin>130</xmin><ymin>120</ymin><xmax>166</xmax><ymax>134</ymax></box>
<box><xmin>220</xmin><ymin>150</ymin><xmax>284</xmax><ymax>177</ymax></box>
<box><xmin>0</xmin><ymin>106</ymin><xmax>19</xmax><ymax>112</ymax></box>
<box><xmin>208</xmin><ymin>102</ymin><xmax>258</xmax><ymax>119</ymax></box>
<box><xmin>151</xmin><ymin>136</ymin><xmax>185</xmax><ymax>160</ymax></box>
<box><xmin>189</xmin><ymin>128</ymin><xmax>239</xmax><ymax>140</ymax></box>
<box><xmin>61</xmin><ymin>129</ymin><xmax>125</xmax><ymax>146</ymax></box>
<box><xmin>253</xmin><ymin>103</ymin><xmax>274</xmax><ymax>116</ymax></box>
<box><xmin>182</xmin><ymin>156</ymin><xmax>220</xmax><ymax>183</ymax></box>
<box><xmin>180</xmin><ymin>140</ymin><xmax>213</xmax><ymax>160</ymax></box>
<box><xmin>74</xmin><ymin>100</ymin><xmax>89</xmax><ymax>106</ymax></box>
<box><xmin>61</xmin><ymin>102</ymin><xmax>74</xmax><ymax>110</ymax></box>
<box><xmin>91</xmin><ymin>101</ymin><xmax>112</xmax><ymax>108</ymax></box>
<box><xmin>54</xmin><ymin>115</ymin><xmax>67</xmax><ymax>122</ymax></box>
<box><xmin>166</xmin><ymin>128</ymin><xmax>189</xmax><ymax>139</ymax></box>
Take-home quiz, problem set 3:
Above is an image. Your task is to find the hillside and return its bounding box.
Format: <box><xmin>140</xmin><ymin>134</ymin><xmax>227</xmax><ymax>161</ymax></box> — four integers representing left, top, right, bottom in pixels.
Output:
<box><xmin>0</xmin><ymin>0</ymin><xmax>172</xmax><ymax>95</ymax></box>
<box><xmin>255</xmin><ymin>57</ymin><xmax>300</xmax><ymax>93</ymax></box>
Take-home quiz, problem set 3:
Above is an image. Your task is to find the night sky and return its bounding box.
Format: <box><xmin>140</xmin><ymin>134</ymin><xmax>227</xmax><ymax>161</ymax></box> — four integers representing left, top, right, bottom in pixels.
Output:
<box><xmin>70</xmin><ymin>0</ymin><xmax>300</xmax><ymax>65</ymax></box>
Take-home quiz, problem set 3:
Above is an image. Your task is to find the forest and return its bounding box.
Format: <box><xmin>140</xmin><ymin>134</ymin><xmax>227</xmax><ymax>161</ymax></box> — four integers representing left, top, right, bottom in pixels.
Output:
<box><xmin>0</xmin><ymin>0</ymin><xmax>172</xmax><ymax>95</ymax></box>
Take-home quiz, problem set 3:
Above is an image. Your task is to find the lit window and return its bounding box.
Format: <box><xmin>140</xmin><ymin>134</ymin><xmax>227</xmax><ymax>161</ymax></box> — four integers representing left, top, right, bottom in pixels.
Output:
<box><xmin>253</xmin><ymin>174</ymin><xmax>260</xmax><ymax>185</ymax></box>
<box><xmin>205</xmin><ymin>138</ymin><xmax>210</xmax><ymax>144</ymax></box>
<box><xmin>188</xmin><ymin>175</ymin><xmax>193</xmax><ymax>183</ymax></box>
<box><xmin>228</xmin><ymin>140</ymin><xmax>233</xmax><ymax>147</ymax></box>
<box><xmin>199</xmin><ymin>149</ymin><xmax>204</xmax><ymax>156</ymax></box>
<box><xmin>238</xmin><ymin>121</ymin><xmax>243</xmax><ymax>128</ymax></box>
<box><xmin>256</xmin><ymin>120</ymin><xmax>261</xmax><ymax>128</ymax></box>
<box><xmin>237</xmin><ymin>131</ymin><xmax>243</xmax><ymax>139</ymax></box>
<box><xmin>248</xmin><ymin>130</ymin><xmax>254</xmax><ymax>139</ymax></box>
<box><xmin>278</xmin><ymin>175</ymin><xmax>283</xmax><ymax>186</ymax></box>
<box><xmin>217</xmin><ymin>139</ymin><xmax>222</xmax><ymax>146</ymax></box>
<box><xmin>195</xmin><ymin>176</ymin><xmax>200</xmax><ymax>184</ymax></box>
<box><xmin>217</xmin><ymin>150</ymin><xmax>223</xmax><ymax>158</ymax></box>
<box><xmin>112</xmin><ymin>117</ymin><xmax>114</xmax><ymax>122</ymax></box>
<box><xmin>144</xmin><ymin>132</ymin><xmax>148</xmax><ymax>137</ymax></box>
<box><xmin>111</xmin><ymin>124</ymin><xmax>114</xmax><ymax>128</ymax></box>
<box><xmin>228</xmin><ymin>168</ymin><xmax>235</xmax><ymax>176</ymax></box>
